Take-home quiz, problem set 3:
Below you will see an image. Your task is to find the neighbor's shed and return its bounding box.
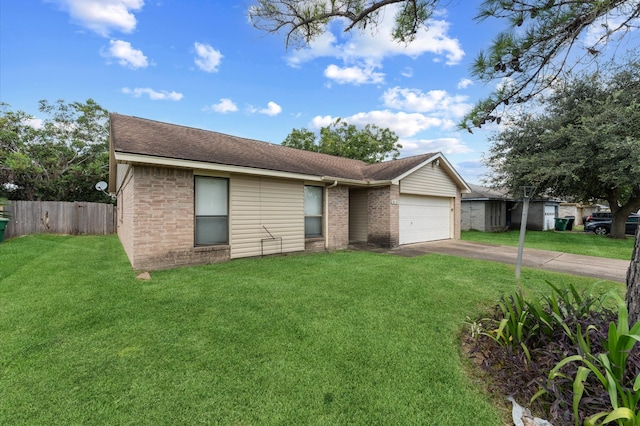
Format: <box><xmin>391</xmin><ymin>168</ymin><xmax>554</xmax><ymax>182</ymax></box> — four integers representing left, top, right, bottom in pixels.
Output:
<box><xmin>461</xmin><ymin>184</ymin><xmax>514</xmax><ymax>232</ymax></box>
<box><xmin>510</xmin><ymin>199</ymin><xmax>561</xmax><ymax>231</ymax></box>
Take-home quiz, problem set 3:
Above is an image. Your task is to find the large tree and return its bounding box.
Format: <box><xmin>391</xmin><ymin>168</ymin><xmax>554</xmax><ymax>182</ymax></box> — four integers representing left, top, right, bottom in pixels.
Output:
<box><xmin>0</xmin><ymin>99</ymin><xmax>110</xmax><ymax>202</ymax></box>
<box><xmin>282</xmin><ymin>119</ymin><xmax>401</xmax><ymax>163</ymax></box>
<box><xmin>484</xmin><ymin>60</ymin><xmax>640</xmax><ymax>240</ymax></box>
<box><xmin>249</xmin><ymin>1</ymin><xmax>640</xmax><ymax>128</ymax></box>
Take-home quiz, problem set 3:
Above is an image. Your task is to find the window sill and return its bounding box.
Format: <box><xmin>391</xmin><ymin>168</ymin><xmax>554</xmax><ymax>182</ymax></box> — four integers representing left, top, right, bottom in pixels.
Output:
<box><xmin>194</xmin><ymin>244</ymin><xmax>230</xmax><ymax>252</ymax></box>
<box><xmin>305</xmin><ymin>237</ymin><xmax>324</xmax><ymax>242</ymax></box>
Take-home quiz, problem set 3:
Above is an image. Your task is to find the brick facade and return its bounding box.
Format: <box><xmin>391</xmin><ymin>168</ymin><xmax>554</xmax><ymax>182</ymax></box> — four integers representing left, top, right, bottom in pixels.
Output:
<box><xmin>366</xmin><ymin>184</ymin><xmax>400</xmax><ymax>248</ymax></box>
<box><xmin>118</xmin><ymin>165</ymin><xmax>230</xmax><ymax>270</ymax></box>
<box><xmin>118</xmin><ymin>165</ymin><xmax>354</xmax><ymax>270</ymax></box>
<box><xmin>326</xmin><ymin>185</ymin><xmax>349</xmax><ymax>250</ymax></box>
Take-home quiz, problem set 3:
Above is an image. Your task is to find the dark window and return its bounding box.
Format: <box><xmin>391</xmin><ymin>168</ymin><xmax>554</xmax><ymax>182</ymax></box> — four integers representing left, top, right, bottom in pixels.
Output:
<box><xmin>195</xmin><ymin>176</ymin><xmax>228</xmax><ymax>245</ymax></box>
<box><xmin>304</xmin><ymin>185</ymin><xmax>323</xmax><ymax>238</ymax></box>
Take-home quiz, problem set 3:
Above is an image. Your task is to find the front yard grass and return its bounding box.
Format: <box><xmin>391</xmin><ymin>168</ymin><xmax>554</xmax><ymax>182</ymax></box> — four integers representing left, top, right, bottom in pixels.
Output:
<box><xmin>0</xmin><ymin>235</ymin><xmax>625</xmax><ymax>425</ymax></box>
<box><xmin>462</xmin><ymin>229</ymin><xmax>635</xmax><ymax>260</ymax></box>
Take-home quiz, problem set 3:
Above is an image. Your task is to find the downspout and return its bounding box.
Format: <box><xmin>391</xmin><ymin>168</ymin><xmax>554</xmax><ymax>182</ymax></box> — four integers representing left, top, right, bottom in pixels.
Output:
<box><xmin>325</xmin><ymin>181</ymin><xmax>338</xmax><ymax>250</ymax></box>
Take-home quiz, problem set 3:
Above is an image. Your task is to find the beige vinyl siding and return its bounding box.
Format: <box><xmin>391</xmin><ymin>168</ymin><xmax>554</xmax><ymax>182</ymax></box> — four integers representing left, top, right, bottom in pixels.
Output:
<box><xmin>230</xmin><ymin>175</ymin><xmax>305</xmax><ymax>258</ymax></box>
<box><xmin>400</xmin><ymin>164</ymin><xmax>457</xmax><ymax>197</ymax></box>
<box><xmin>116</xmin><ymin>163</ymin><xmax>130</xmax><ymax>192</ymax></box>
<box><xmin>349</xmin><ymin>190</ymin><xmax>368</xmax><ymax>242</ymax></box>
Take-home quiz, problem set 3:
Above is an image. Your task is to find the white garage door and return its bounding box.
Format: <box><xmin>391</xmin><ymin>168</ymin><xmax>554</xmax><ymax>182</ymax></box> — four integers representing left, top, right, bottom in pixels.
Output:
<box><xmin>399</xmin><ymin>194</ymin><xmax>452</xmax><ymax>244</ymax></box>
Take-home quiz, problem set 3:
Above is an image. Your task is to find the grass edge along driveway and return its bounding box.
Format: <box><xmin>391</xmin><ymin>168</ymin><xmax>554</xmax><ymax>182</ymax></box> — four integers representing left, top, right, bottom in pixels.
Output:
<box><xmin>0</xmin><ymin>235</ymin><xmax>624</xmax><ymax>425</ymax></box>
<box><xmin>462</xmin><ymin>229</ymin><xmax>635</xmax><ymax>260</ymax></box>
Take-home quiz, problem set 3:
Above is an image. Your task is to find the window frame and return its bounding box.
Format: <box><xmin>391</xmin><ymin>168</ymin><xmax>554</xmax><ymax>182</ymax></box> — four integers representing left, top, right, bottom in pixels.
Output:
<box><xmin>194</xmin><ymin>176</ymin><xmax>229</xmax><ymax>246</ymax></box>
<box><xmin>304</xmin><ymin>185</ymin><xmax>324</xmax><ymax>238</ymax></box>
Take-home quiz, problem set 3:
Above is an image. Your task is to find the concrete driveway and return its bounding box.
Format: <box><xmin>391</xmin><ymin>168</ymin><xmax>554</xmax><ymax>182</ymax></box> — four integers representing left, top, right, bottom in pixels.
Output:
<box><xmin>351</xmin><ymin>240</ymin><xmax>630</xmax><ymax>283</ymax></box>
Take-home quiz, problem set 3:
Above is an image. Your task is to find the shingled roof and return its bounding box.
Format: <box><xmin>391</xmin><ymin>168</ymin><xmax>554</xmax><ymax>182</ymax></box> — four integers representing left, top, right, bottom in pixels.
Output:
<box><xmin>463</xmin><ymin>183</ymin><xmax>513</xmax><ymax>200</ymax></box>
<box><xmin>110</xmin><ymin>113</ymin><xmax>440</xmax><ymax>182</ymax></box>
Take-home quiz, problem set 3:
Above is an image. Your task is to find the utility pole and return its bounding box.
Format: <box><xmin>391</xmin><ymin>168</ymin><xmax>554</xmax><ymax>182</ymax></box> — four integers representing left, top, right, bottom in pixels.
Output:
<box><xmin>516</xmin><ymin>186</ymin><xmax>536</xmax><ymax>279</ymax></box>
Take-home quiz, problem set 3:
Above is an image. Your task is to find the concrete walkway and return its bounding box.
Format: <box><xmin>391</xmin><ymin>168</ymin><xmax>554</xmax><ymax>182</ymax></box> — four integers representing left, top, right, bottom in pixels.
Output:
<box><xmin>351</xmin><ymin>240</ymin><xmax>630</xmax><ymax>283</ymax></box>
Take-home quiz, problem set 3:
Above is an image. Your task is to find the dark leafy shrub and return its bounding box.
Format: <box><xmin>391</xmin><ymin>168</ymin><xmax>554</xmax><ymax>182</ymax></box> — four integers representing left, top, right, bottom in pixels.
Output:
<box><xmin>464</xmin><ymin>283</ymin><xmax>639</xmax><ymax>425</ymax></box>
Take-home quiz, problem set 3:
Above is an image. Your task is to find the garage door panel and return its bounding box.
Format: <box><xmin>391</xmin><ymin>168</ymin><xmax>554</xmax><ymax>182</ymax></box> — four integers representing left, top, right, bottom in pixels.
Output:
<box><xmin>399</xmin><ymin>195</ymin><xmax>451</xmax><ymax>244</ymax></box>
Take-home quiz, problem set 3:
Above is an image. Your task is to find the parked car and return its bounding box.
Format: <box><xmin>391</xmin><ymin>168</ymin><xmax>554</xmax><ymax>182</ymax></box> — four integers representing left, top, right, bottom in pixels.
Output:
<box><xmin>583</xmin><ymin>212</ymin><xmax>613</xmax><ymax>223</ymax></box>
<box><xmin>584</xmin><ymin>214</ymin><xmax>640</xmax><ymax>235</ymax></box>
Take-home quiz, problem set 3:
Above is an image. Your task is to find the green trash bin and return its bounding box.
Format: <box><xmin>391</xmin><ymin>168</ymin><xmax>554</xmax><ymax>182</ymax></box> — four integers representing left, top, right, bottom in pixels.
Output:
<box><xmin>0</xmin><ymin>218</ymin><xmax>8</xmax><ymax>243</ymax></box>
<box><xmin>554</xmin><ymin>217</ymin><xmax>568</xmax><ymax>231</ymax></box>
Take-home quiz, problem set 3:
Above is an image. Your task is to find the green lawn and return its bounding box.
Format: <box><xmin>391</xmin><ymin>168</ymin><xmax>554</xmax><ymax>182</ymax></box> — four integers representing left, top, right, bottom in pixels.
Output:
<box><xmin>462</xmin><ymin>229</ymin><xmax>636</xmax><ymax>260</ymax></box>
<box><xmin>0</xmin><ymin>235</ymin><xmax>625</xmax><ymax>425</ymax></box>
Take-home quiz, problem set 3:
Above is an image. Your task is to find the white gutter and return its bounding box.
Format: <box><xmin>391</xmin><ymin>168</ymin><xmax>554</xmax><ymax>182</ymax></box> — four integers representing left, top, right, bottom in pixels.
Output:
<box><xmin>320</xmin><ymin>176</ymin><xmax>392</xmax><ymax>187</ymax></box>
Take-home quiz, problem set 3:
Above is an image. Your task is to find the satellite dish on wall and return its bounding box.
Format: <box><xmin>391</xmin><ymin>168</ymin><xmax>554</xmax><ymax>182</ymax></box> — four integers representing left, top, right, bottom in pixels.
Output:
<box><xmin>95</xmin><ymin>181</ymin><xmax>108</xmax><ymax>191</ymax></box>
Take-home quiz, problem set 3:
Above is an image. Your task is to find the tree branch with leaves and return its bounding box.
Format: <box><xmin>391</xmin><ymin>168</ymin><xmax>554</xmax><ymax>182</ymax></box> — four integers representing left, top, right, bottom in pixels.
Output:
<box><xmin>249</xmin><ymin>0</ymin><xmax>438</xmax><ymax>48</ymax></box>
<box><xmin>462</xmin><ymin>0</ymin><xmax>640</xmax><ymax>132</ymax></box>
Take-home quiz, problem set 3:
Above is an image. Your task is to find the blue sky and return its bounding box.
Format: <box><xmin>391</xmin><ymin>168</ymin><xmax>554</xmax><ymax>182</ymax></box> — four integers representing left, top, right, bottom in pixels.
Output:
<box><xmin>0</xmin><ymin>0</ymin><xmax>615</xmax><ymax>185</ymax></box>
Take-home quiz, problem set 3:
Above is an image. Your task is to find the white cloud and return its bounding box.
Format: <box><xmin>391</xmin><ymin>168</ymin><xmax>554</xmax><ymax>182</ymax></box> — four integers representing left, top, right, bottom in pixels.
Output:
<box><xmin>285</xmin><ymin>5</ymin><xmax>464</xmax><ymax>73</ymax></box>
<box><xmin>23</xmin><ymin>117</ymin><xmax>44</xmax><ymax>129</ymax></box>
<box><xmin>583</xmin><ymin>13</ymin><xmax>634</xmax><ymax>48</ymax></box>
<box><xmin>286</xmin><ymin>31</ymin><xmax>339</xmax><ymax>68</ymax></box>
<box><xmin>194</xmin><ymin>42</ymin><xmax>223</xmax><ymax>73</ymax></box>
<box><xmin>122</xmin><ymin>87</ymin><xmax>183</xmax><ymax>101</ymax></box>
<box><xmin>309</xmin><ymin>84</ymin><xmax>473</xmax><ymax>149</ymax></box>
<box><xmin>310</xmin><ymin>110</ymin><xmax>450</xmax><ymax>138</ymax></box>
<box><xmin>310</xmin><ymin>115</ymin><xmax>335</xmax><ymax>129</ymax></box>
<box><xmin>208</xmin><ymin>98</ymin><xmax>238</xmax><ymax>113</ymax></box>
<box><xmin>352</xmin><ymin>110</ymin><xmax>454</xmax><ymax>136</ymax></box>
<box><xmin>103</xmin><ymin>39</ymin><xmax>148</xmax><ymax>68</ymax></box>
<box><xmin>324</xmin><ymin>63</ymin><xmax>385</xmax><ymax>85</ymax></box>
<box><xmin>245</xmin><ymin>102</ymin><xmax>282</xmax><ymax>116</ymax></box>
<box><xmin>496</xmin><ymin>76</ymin><xmax>515</xmax><ymax>93</ymax></box>
<box><xmin>52</xmin><ymin>0</ymin><xmax>144</xmax><ymax>37</ymax></box>
<box><xmin>401</xmin><ymin>67</ymin><xmax>414</xmax><ymax>78</ymax></box>
<box><xmin>259</xmin><ymin>101</ymin><xmax>282</xmax><ymax>116</ymax></box>
<box><xmin>457</xmin><ymin>78</ymin><xmax>473</xmax><ymax>89</ymax></box>
<box><xmin>399</xmin><ymin>137</ymin><xmax>473</xmax><ymax>156</ymax></box>
<box><xmin>382</xmin><ymin>86</ymin><xmax>471</xmax><ymax>118</ymax></box>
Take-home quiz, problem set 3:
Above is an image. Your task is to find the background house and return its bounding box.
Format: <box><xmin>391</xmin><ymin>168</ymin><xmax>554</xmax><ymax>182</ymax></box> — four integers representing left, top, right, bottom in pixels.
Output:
<box><xmin>109</xmin><ymin>114</ymin><xmax>470</xmax><ymax>270</ymax></box>
<box><xmin>559</xmin><ymin>202</ymin><xmax>602</xmax><ymax>226</ymax></box>
<box><xmin>510</xmin><ymin>198</ymin><xmax>561</xmax><ymax>231</ymax></box>
<box><xmin>462</xmin><ymin>184</ymin><xmax>568</xmax><ymax>232</ymax></box>
<box><xmin>461</xmin><ymin>184</ymin><xmax>514</xmax><ymax>232</ymax></box>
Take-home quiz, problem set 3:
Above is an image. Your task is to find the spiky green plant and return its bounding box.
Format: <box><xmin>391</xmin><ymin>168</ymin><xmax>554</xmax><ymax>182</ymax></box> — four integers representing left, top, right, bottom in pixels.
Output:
<box><xmin>547</xmin><ymin>298</ymin><xmax>640</xmax><ymax>426</ymax></box>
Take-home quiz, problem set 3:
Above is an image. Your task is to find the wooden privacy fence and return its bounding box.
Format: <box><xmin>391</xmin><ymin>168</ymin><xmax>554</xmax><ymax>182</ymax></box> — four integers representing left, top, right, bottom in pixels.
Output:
<box><xmin>3</xmin><ymin>201</ymin><xmax>116</xmax><ymax>239</ymax></box>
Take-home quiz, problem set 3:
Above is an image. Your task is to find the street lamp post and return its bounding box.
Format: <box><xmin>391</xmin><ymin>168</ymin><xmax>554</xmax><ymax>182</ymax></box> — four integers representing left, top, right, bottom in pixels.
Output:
<box><xmin>516</xmin><ymin>186</ymin><xmax>536</xmax><ymax>279</ymax></box>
